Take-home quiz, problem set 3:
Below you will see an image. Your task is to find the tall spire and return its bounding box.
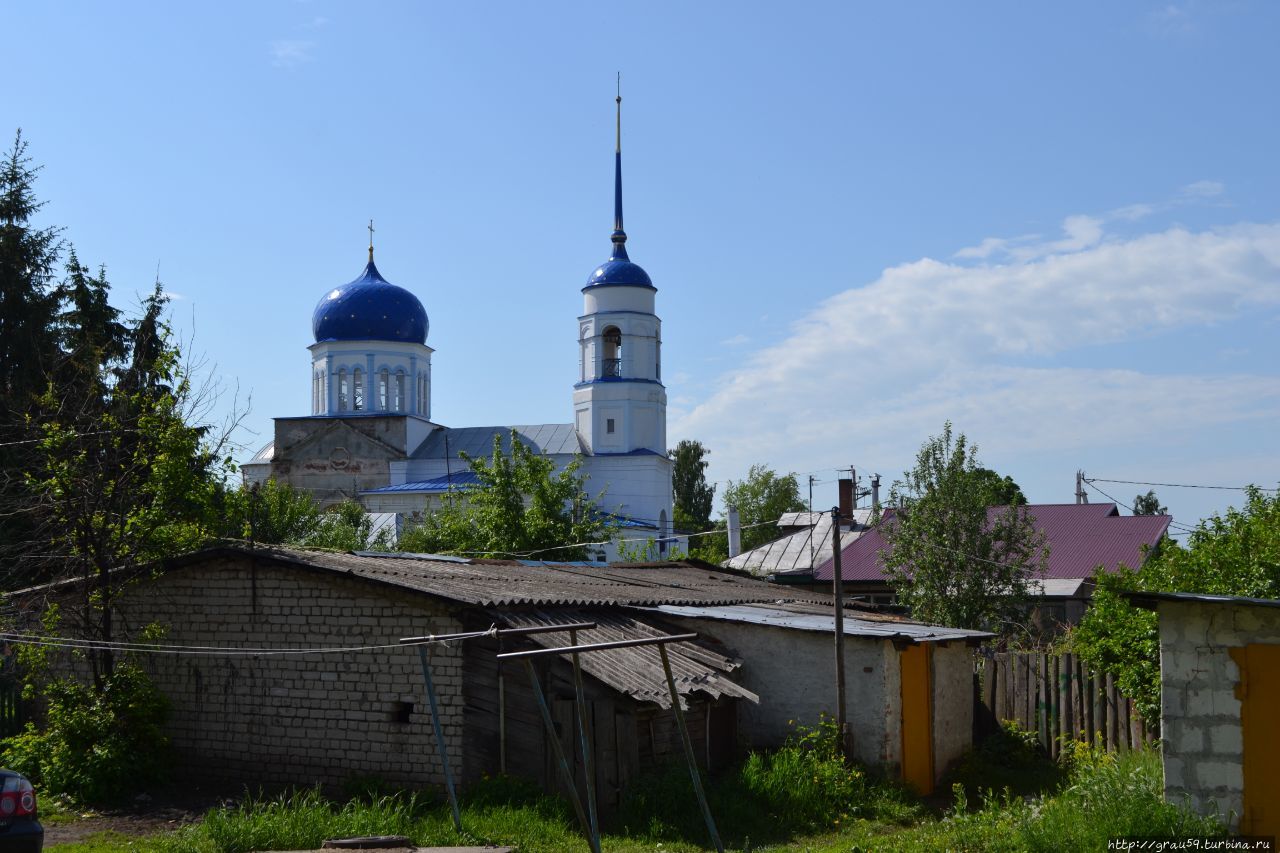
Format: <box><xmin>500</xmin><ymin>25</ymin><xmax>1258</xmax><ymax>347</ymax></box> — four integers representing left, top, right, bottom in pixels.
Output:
<box><xmin>367</xmin><ymin>219</ymin><xmax>376</xmax><ymax>264</ymax></box>
<box><xmin>611</xmin><ymin>73</ymin><xmax>629</xmax><ymax>262</ymax></box>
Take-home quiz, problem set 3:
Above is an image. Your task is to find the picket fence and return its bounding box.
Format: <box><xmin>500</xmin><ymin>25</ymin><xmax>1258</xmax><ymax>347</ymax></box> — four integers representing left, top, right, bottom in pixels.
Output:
<box><xmin>975</xmin><ymin>651</ymin><xmax>1155</xmax><ymax>758</ymax></box>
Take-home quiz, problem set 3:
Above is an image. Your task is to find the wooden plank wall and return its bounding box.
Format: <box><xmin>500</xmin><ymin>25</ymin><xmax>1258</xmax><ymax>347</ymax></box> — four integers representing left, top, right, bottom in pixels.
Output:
<box><xmin>461</xmin><ymin>633</ymin><xmax>727</xmax><ymax>816</ymax></box>
<box><xmin>975</xmin><ymin>651</ymin><xmax>1154</xmax><ymax>758</ymax></box>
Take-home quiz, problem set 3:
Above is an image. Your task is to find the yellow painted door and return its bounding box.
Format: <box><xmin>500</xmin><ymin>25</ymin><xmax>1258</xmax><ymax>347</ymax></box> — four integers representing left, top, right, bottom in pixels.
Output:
<box><xmin>1232</xmin><ymin>643</ymin><xmax>1280</xmax><ymax>837</ymax></box>
<box><xmin>900</xmin><ymin>643</ymin><xmax>934</xmax><ymax>795</ymax></box>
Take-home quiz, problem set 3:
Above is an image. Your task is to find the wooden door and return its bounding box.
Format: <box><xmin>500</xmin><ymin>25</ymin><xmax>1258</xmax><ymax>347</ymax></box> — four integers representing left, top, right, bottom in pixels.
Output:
<box><xmin>900</xmin><ymin>643</ymin><xmax>934</xmax><ymax>795</ymax></box>
<box><xmin>1230</xmin><ymin>643</ymin><xmax>1280</xmax><ymax>837</ymax></box>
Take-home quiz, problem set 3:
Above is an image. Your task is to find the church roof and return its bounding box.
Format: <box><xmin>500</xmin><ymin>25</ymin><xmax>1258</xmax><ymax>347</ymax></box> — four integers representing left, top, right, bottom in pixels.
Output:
<box><xmin>411</xmin><ymin>424</ymin><xmax>582</xmax><ymax>459</ymax></box>
<box><xmin>584</xmin><ymin>91</ymin><xmax>654</xmax><ymax>292</ymax></box>
<box><xmin>312</xmin><ymin>258</ymin><xmax>429</xmax><ymax>345</ymax></box>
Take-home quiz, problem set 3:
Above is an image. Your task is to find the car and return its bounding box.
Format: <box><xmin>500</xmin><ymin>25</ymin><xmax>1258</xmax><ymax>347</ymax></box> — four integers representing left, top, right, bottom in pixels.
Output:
<box><xmin>0</xmin><ymin>771</ymin><xmax>41</xmax><ymax>853</ymax></box>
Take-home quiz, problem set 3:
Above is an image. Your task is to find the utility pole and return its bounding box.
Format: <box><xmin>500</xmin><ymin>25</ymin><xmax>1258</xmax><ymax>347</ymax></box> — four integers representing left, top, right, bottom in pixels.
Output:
<box><xmin>829</xmin><ymin>505</ymin><xmax>848</xmax><ymax>755</ymax></box>
<box><xmin>1076</xmin><ymin>470</ymin><xmax>1089</xmax><ymax>505</ymax></box>
<box><xmin>849</xmin><ymin>467</ymin><xmax>857</xmax><ymax>509</ymax></box>
<box><xmin>808</xmin><ymin>474</ymin><xmax>815</xmax><ymax>514</ymax></box>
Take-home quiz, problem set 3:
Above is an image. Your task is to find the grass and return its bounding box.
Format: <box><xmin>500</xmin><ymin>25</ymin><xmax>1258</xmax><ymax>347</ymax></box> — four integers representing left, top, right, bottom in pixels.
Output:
<box><xmin>44</xmin><ymin>732</ymin><xmax>1224</xmax><ymax>853</ymax></box>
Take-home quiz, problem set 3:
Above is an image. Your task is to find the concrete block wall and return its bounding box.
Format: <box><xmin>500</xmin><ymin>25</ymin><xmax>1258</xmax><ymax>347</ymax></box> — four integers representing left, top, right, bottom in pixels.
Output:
<box><xmin>117</xmin><ymin>557</ymin><xmax>464</xmax><ymax>791</ymax></box>
<box><xmin>659</xmin><ymin>615</ymin><xmax>901</xmax><ymax>769</ymax></box>
<box><xmin>931</xmin><ymin>642</ymin><xmax>975</xmax><ymax>780</ymax></box>
<box><xmin>1157</xmin><ymin>600</ymin><xmax>1280</xmax><ymax>828</ymax></box>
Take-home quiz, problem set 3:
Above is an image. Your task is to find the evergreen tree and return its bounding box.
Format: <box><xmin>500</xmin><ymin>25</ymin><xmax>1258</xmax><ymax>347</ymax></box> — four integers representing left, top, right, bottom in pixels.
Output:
<box><xmin>0</xmin><ymin>131</ymin><xmax>63</xmax><ymax>583</ymax></box>
<box><xmin>0</xmin><ymin>131</ymin><xmax>62</xmax><ymax>420</ymax></box>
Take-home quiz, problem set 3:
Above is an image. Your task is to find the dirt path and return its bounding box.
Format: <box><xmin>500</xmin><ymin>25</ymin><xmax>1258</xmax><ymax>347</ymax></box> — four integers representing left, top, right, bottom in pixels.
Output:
<box><xmin>43</xmin><ymin>789</ymin><xmax>235</xmax><ymax>848</ymax></box>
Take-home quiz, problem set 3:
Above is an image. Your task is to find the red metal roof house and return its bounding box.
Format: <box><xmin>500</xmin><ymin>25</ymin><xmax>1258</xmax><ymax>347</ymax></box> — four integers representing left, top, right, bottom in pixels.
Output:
<box><xmin>792</xmin><ymin>503</ymin><xmax>1170</xmax><ymax>628</ymax></box>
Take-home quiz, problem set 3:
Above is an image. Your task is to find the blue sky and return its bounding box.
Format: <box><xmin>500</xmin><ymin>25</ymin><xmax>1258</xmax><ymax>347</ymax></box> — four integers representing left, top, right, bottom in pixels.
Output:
<box><xmin>6</xmin><ymin>1</ymin><xmax>1279</xmax><ymax>534</ymax></box>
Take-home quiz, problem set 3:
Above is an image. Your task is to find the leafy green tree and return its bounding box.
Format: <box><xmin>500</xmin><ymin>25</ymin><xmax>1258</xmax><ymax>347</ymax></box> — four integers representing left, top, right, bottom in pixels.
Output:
<box><xmin>213</xmin><ymin>479</ymin><xmax>324</xmax><ymax>545</ymax></box>
<box><xmin>722</xmin><ymin>464</ymin><xmax>808</xmax><ymax>553</ymax></box>
<box><xmin>669</xmin><ymin>439</ymin><xmax>715</xmax><ymax>533</ymax></box>
<box><xmin>1074</xmin><ymin>486</ymin><xmax>1280</xmax><ymax>724</ymax></box>
<box><xmin>970</xmin><ymin>467</ymin><xmax>1028</xmax><ymax>506</ymax></box>
<box><xmin>880</xmin><ymin>423</ymin><xmax>1047</xmax><ymax>634</ymax></box>
<box><xmin>1132</xmin><ymin>490</ymin><xmax>1166</xmax><ymax>516</ymax></box>
<box><xmin>398</xmin><ymin>431</ymin><xmax>613</xmax><ymax>560</ymax></box>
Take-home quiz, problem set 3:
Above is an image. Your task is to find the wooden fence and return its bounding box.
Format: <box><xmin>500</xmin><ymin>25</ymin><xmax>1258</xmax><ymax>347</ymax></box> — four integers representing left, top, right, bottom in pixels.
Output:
<box><xmin>975</xmin><ymin>652</ymin><xmax>1154</xmax><ymax>758</ymax></box>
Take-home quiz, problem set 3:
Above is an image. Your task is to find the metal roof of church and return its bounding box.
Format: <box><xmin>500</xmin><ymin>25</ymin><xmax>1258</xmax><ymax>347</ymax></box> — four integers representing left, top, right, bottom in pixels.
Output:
<box><xmin>312</xmin><ymin>259</ymin><xmax>428</xmax><ymax>345</ymax></box>
<box><xmin>411</xmin><ymin>424</ymin><xmax>581</xmax><ymax>459</ymax></box>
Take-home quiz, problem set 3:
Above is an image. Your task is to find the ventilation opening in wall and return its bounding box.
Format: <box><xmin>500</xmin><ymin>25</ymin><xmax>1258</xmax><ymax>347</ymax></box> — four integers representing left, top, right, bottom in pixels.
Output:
<box><xmin>390</xmin><ymin>701</ymin><xmax>414</xmax><ymax>723</ymax></box>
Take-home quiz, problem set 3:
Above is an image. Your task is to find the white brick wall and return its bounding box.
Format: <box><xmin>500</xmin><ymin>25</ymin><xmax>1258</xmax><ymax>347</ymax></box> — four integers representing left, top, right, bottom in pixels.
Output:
<box><xmin>1157</xmin><ymin>600</ymin><xmax>1280</xmax><ymax>829</ymax></box>
<box><xmin>117</xmin><ymin>556</ymin><xmax>465</xmax><ymax>791</ymax></box>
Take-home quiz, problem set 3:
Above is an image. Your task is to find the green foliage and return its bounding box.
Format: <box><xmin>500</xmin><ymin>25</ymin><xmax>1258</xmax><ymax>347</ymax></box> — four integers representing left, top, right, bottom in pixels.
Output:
<box><xmin>669</xmin><ymin>439</ymin><xmax>715</xmax><ymax>533</ymax></box>
<box><xmin>1</xmin><ymin>660</ymin><xmax>170</xmax><ymax>805</ymax></box>
<box><xmin>943</xmin><ymin>720</ymin><xmax>1063</xmax><ymax>801</ymax></box>
<box><xmin>398</xmin><ymin>431</ymin><xmax>613</xmax><ymax>560</ymax></box>
<box><xmin>1074</xmin><ymin>486</ymin><xmax>1280</xmax><ymax>725</ymax></box>
<box><xmin>722</xmin><ymin>464</ymin><xmax>808</xmax><ymax>553</ymax></box>
<box><xmin>303</xmin><ymin>500</ymin><xmax>391</xmax><ymax>551</ymax></box>
<box><xmin>881</xmin><ymin>423</ymin><xmax>1047</xmax><ymax>634</ymax></box>
<box><xmin>617</xmin><ymin>717</ymin><xmax>919</xmax><ymax>843</ymax></box>
<box><xmin>214</xmin><ymin>480</ymin><xmax>323</xmax><ymax>545</ymax></box>
<box><xmin>969</xmin><ymin>467</ymin><xmax>1028</xmax><ymax>507</ymax></box>
<box><xmin>614</xmin><ymin>536</ymin><xmax>685</xmax><ymax>562</ymax></box>
<box><xmin>1132</xmin><ymin>489</ymin><xmax>1167</xmax><ymax>516</ymax></box>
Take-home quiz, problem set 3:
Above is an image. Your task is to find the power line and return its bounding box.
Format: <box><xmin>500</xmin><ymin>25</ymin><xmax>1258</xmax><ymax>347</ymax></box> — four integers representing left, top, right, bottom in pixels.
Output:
<box><xmin>1086</xmin><ymin>477</ymin><xmax>1279</xmax><ymax>493</ymax></box>
<box><xmin>1080</xmin><ymin>480</ymin><xmax>1199</xmax><ymax>536</ymax></box>
<box><xmin>0</xmin><ymin>630</ymin><xmax>483</xmax><ymax>658</ymax></box>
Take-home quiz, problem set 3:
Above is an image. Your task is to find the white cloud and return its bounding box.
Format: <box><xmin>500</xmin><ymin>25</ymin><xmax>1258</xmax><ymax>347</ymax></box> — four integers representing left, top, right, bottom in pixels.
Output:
<box><xmin>1181</xmin><ymin>179</ymin><xmax>1225</xmax><ymax>199</ymax></box>
<box><xmin>720</xmin><ymin>333</ymin><xmax>750</xmax><ymax>346</ymax></box>
<box><xmin>672</xmin><ymin>219</ymin><xmax>1280</xmax><ymax>490</ymax></box>
<box><xmin>270</xmin><ymin>40</ymin><xmax>314</xmax><ymax>69</ymax></box>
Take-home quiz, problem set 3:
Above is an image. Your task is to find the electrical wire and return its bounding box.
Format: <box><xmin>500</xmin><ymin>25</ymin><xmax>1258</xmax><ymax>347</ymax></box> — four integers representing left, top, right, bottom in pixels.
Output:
<box><xmin>1085</xmin><ymin>478</ymin><xmax>1278</xmax><ymax>493</ymax></box>
<box><xmin>1080</xmin><ymin>480</ymin><xmax>1200</xmax><ymax>536</ymax></box>
<box><xmin>0</xmin><ymin>628</ymin><xmax>492</xmax><ymax>657</ymax></box>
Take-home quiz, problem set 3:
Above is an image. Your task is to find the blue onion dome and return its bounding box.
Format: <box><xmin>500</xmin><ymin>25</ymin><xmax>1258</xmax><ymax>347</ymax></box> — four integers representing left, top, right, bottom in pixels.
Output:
<box><xmin>585</xmin><ymin>239</ymin><xmax>653</xmax><ymax>289</ymax></box>
<box><xmin>312</xmin><ymin>259</ymin><xmax>428</xmax><ymax>344</ymax></box>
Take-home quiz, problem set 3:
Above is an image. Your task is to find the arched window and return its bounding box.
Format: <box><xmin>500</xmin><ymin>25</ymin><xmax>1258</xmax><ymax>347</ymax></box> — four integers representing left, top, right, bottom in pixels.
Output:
<box><xmin>395</xmin><ymin>370</ymin><xmax>406</xmax><ymax>412</ymax></box>
<box><xmin>602</xmin><ymin>326</ymin><xmax>622</xmax><ymax>377</ymax></box>
<box><xmin>655</xmin><ymin>341</ymin><xmax>661</xmax><ymax>381</ymax></box>
<box><xmin>352</xmin><ymin>368</ymin><xmax>364</xmax><ymax>411</ymax></box>
<box><xmin>418</xmin><ymin>374</ymin><xmax>426</xmax><ymax>415</ymax></box>
<box><xmin>378</xmin><ymin>369</ymin><xmax>389</xmax><ymax>411</ymax></box>
<box><xmin>338</xmin><ymin>369</ymin><xmax>349</xmax><ymax>411</ymax></box>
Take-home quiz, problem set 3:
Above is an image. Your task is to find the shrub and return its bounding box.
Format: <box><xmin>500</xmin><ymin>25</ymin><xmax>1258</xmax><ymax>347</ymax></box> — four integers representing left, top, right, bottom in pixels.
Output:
<box><xmin>943</xmin><ymin>720</ymin><xmax>1063</xmax><ymax>800</ymax></box>
<box><xmin>2</xmin><ymin>660</ymin><xmax>171</xmax><ymax>805</ymax></box>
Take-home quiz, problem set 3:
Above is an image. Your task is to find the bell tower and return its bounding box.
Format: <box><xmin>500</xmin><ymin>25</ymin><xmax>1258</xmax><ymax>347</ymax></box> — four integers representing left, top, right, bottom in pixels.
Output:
<box><xmin>573</xmin><ymin>89</ymin><xmax>667</xmax><ymax>455</ymax></box>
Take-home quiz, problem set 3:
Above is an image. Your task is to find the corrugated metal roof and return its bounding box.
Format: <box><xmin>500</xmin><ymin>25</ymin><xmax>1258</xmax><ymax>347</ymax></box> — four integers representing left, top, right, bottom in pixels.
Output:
<box><xmin>647</xmin><ymin>602</ymin><xmax>993</xmax><ymax>644</ymax></box>
<box><xmin>165</xmin><ymin>546</ymin><xmax>838</xmax><ymax>609</ymax></box>
<box><xmin>411</xmin><ymin>424</ymin><xmax>582</xmax><ymax>459</ymax></box>
<box><xmin>362</xmin><ymin>472</ymin><xmax>482</xmax><ymax>494</ymax></box>
<box><xmin>1123</xmin><ymin>590</ymin><xmax>1280</xmax><ymax>611</ymax></box>
<box><xmin>725</xmin><ymin>509</ymin><xmax>872</xmax><ymax>576</ymax></box>
<box><xmin>495</xmin><ymin>609</ymin><xmax>759</xmax><ymax>708</ymax></box>
<box><xmin>814</xmin><ymin>504</ymin><xmax>1170</xmax><ymax>583</ymax></box>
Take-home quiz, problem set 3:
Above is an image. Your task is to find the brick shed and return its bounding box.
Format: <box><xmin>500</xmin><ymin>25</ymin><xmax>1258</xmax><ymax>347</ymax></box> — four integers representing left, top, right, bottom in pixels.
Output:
<box><xmin>1125</xmin><ymin>591</ymin><xmax>1280</xmax><ymax>836</ymax></box>
<box><xmin>10</xmin><ymin>545</ymin><xmax>990</xmax><ymax>805</ymax></box>
<box><xmin>8</xmin><ymin>547</ymin><xmax>818</xmax><ymax>811</ymax></box>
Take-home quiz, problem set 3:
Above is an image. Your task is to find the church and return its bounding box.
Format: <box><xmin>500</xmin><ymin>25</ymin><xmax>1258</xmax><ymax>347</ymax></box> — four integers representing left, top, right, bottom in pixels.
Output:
<box><xmin>242</xmin><ymin>98</ymin><xmax>676</xmax><ymax>560</ymax></box>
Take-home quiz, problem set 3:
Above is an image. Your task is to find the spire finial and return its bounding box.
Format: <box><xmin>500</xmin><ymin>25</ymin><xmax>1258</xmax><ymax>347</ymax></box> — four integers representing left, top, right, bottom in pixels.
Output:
<box><xmin>611</xmin><ymin>73</ymin><xmax>628</xmax><ymax>260</ymax></box>
<box><xmin>367</xmin><ymin>219</ymin><xmax>375</xmax><ymax>263</ymax></box>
